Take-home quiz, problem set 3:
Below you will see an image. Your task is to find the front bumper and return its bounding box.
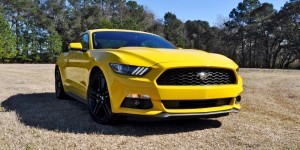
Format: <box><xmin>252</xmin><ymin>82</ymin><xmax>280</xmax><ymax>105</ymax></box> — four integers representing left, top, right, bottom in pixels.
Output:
<box><xmin>121</xmin><ymin>109</ymin><xmax>239</xmax><ymax>121</ymax></box>
<box><xmin>106</xmin><ymin>63</ymin><xmax>243</xmax><ymax>117</ymax></box>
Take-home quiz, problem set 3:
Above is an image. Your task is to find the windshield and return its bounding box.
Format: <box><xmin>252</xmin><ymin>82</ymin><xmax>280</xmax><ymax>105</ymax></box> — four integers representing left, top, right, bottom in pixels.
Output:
<box><xmin>92</xmin><ymin>31</ymin><xmax>176</xmax><ymax>49</ymax></box>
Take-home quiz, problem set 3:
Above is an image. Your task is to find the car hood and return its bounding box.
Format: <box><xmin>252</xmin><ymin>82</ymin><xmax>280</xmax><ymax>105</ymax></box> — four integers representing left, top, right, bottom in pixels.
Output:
<box><xmin>93</xmin><ymin>47</ymin><xmax>237</xmax><ymax>68</ymax></box>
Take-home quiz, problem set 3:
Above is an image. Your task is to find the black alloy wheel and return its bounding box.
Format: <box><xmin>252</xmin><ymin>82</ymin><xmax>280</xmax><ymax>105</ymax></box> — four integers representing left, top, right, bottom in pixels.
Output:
<box><xmin>55</xmin><ymin>67</ymin><xmax>67</xmax><ymax>99</ymax></box>
<box><xmin>87</xmin><ymin>72</ymin><xmax>116</xmax><ymax>124</ymax></box>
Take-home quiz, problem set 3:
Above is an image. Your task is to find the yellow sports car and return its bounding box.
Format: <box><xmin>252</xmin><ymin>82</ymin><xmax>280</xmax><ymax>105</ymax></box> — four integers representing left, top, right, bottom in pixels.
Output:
<box><xmin>55</xmin><ymin>29</ymin><xmax>243</xmax><ymax>124</ymax></box>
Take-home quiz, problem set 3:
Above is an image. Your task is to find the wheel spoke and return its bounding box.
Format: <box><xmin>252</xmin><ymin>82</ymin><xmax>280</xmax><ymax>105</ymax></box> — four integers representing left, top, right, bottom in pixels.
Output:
<box><xmin>56</xmin><ymin>70</ymin><xmax>60</xmax><ymax>81</ymax></box>
<box><xmin>89</xmin><ymin>94</ymin><xmax>98</xmax><ymax>100</ymax></box>
<box><xmin>55</xmin><ymin>71</ymin><xmax>61</xmax><ymax>94</ymax></box>
<box><xmin>100</xmin><ymin>77</ymin><xmax>106</xmax><ymax>91</ymax></box>
<box><xmin>90</xmin><ymin>89</ymin><xmax>98</xmax><ymax>95</ymax></box>
<box><xmin>93</xmin><ymin>101</ymin><xmax>103</xmax><ymax>115</ymax></box>
<box><xmin>96</xmin><ymin>77</ymin><xmax>101</xmax><ymax>91</ymax></box>
<box><xmin>57</xmin><ymin>80</ymin><xmax>61</xmax><ymax>87</ymax></box>
<box><xmin>102</xmin><ymin>102</ymin><xmax>111</xmax><ymax>117</ymax></box>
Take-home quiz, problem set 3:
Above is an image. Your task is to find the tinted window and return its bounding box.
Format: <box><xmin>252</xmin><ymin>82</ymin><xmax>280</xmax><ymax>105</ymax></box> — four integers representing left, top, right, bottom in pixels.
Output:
<box><xmin>92</xmin><ymin>32</ymin><xmax>176</xmax><ymax>49</ymax></box>
<box><xmin>81</xmin><ymin>34</ymin><xmax>89</xmax><ymax>51</ymax></box>
<box><xmin>72</xmin><ymin>34</ymin><xmax>89</xmax><ymax>51</ymax></box>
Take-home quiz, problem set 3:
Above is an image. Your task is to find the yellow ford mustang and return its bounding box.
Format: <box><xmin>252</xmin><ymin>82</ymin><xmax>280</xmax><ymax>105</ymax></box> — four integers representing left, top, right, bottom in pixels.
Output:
<box><xmin>55</xmin><ymin>29</ymin><xmax>243</xmax><ymax>124</ymax></box>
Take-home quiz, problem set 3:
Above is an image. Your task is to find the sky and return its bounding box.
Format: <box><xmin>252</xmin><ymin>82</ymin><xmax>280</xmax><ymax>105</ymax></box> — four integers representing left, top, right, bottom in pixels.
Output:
<box><xmin>133</xmin><ymin>0</ymin><xmax>288</xmax><ymax>26</ymax></box>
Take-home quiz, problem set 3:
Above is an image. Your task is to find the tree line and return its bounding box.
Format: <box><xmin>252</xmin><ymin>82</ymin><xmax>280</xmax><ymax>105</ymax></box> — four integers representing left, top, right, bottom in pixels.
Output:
<box><xmin>0</xmin><ymin>0</ymin><xmax>299</xmax><ymax>68</ymax></box>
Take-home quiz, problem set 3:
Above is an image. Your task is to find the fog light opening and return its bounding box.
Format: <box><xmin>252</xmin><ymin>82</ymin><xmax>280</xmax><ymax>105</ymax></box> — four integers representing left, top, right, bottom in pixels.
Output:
<box><xmin>121</xmin><ymin>94</ymin><xmax>153</xmax><ymax>109</ymax></box>
<box><xmin>235</xmin><ymin>95</ymin><xmax>241</xmax><ymax>104</ymax></box>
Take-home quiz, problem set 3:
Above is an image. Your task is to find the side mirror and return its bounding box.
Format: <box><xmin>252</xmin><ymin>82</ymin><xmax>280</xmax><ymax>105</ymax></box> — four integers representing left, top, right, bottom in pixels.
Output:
<box><xmin>68</xmin><ymin>43</ymin><xmax>83</xmax><ymax>51</ymax></box>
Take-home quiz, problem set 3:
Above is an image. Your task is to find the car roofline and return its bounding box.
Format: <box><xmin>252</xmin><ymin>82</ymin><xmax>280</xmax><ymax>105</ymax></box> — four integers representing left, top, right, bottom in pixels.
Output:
<box><xmin>86</xmin><ymin>29</ymin><xmax>158</xmax><ymax>36</ymax></box>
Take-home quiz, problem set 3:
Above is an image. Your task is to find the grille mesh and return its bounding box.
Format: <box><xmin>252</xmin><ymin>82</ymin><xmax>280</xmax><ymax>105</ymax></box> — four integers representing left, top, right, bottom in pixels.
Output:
<box><xmin>162</xmin><ymin>98</ymin><xmax>232</xmax><ymax>109</ymax></box>
<box><xmin>156</xmin><ymin>68</ymin><xmax>236</xmax><ymax>85</ymax></box>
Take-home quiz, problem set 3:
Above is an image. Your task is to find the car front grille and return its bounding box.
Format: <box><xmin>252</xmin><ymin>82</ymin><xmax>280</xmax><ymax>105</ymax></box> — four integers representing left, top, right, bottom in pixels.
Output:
<box><xmin>162</xmin><ymin>98</ymin><xmax>232</xmax><ymax>109</ymax></box>
<box><xmin>156</xmin><ymin>68</ymin><xmax>236</xmax><ymax>85</ymax></box>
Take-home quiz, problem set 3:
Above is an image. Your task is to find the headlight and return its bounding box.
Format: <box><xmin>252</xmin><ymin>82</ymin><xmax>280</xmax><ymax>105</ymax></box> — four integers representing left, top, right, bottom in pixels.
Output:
<box><xmin>110</xmin><ymin>63</ymin><xmax>151</xmax><ymax>76</ymax></box>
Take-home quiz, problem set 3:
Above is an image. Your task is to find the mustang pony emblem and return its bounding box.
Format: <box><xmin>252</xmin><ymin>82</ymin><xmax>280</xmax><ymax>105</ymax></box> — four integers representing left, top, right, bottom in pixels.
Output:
<box><xmin>197</xmin><ymin>72</ymin><xmax>210</xmax><ymax>80</ymax></box>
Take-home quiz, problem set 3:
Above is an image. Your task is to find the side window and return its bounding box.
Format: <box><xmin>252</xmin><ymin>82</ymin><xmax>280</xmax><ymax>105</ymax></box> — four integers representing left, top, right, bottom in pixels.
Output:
<box><xmin>71</xmin><ymin>34</ymin><xmax>89</xmax><ymax>51</ymax></box>
<box><xmin>80</xmin><ymin>34</ymin><xmax>89</xmax><ymax>51</ymax></box>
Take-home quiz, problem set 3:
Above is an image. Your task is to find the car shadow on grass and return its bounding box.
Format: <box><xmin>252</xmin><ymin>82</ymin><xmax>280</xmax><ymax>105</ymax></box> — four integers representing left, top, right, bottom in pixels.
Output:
<box><xmin>2</xmin><ymin>93</ymin><xmax>222</xmax><ymax>136</ymax></box>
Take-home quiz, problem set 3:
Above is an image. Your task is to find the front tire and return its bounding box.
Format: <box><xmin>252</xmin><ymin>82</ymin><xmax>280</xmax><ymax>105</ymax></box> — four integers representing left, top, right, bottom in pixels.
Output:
<box><xmin>87</xmin><ymin>72</ymin><xmax>116</xmax><ymax>124</ymax></box>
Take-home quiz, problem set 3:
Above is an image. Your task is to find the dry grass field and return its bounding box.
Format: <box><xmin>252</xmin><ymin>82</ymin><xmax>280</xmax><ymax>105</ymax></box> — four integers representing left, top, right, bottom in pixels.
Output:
<box><xmin>0</xmin><ymin>64</ymin><xmax>299</xmax><ymax>149</ymax></box>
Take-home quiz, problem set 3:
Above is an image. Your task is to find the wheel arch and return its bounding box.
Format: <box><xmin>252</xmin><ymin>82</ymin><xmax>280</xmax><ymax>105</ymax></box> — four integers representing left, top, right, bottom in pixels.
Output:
<box><xmin>55</xmin><ymin>65</ymin><xmax>64</xmax><ymax>81</ymax></box>
<box><xmin>88</xmin><ymin>65</ymin><xmax>117</xmax><ymax>111</ymax></box>
<box><xmin>55</xmin><ymin>64</ymin><xmax>64</xmax><ymax>77</ymax></box>
<box><xmin>89</xmin><ymin>66</ymin><xmax>104</xmax><ymax>82</ymax></box>
<box><xmin>54</xmin><ymin>64</ymin><xmax>68</xmax><ymax>97</ymax></box>
<box><xmin>55</xmin><ymin>64</ymin><xmax>59</xmax><ymax>72</ymax></box>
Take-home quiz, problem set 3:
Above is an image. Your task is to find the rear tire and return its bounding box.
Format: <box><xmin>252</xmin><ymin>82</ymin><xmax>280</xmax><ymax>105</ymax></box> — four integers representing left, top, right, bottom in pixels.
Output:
<box><xmin>55</xmin><ymin>67</ymin><xmax>68</xmax><ymax>99</ymax></box>
<box><xmin>87</xmin><ymin>72</ymin><xmax>118</xmax><ymax>124</ymax></box>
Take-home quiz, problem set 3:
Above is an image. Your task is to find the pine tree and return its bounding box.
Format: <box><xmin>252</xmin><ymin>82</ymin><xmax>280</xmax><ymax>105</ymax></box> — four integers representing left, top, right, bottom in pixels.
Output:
<box><xmin>0</xmin><ymin>14</ymin><xmax>17</xmax><ymax>63</ymax></box>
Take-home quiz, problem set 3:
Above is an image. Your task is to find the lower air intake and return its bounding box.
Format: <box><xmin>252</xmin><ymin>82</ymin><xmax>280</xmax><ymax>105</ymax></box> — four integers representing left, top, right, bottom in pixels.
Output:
<box><xmin>162</xmin><ymin>98</ymin><xmax>232</xmax><ymax>109</ymax></box>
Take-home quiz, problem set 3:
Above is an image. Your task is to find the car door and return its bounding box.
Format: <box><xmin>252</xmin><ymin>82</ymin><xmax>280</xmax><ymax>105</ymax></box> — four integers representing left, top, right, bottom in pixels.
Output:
<box><xmin>65</xmin><ymin>33</ymin><xmax>92</xmax><ymax>100</ymax></box>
